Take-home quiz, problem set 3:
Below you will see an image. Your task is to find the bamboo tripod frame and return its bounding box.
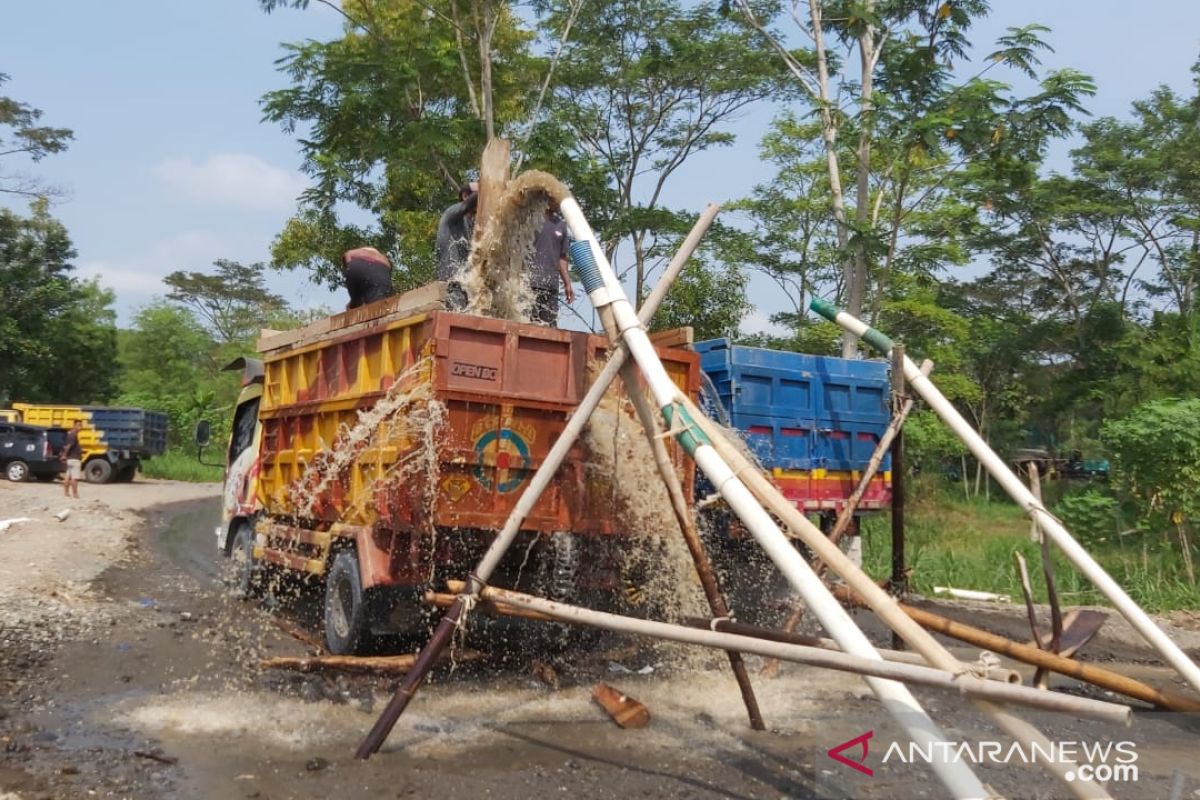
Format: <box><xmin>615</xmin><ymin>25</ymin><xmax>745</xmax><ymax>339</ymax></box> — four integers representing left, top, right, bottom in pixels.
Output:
<box><xmin>355</xmin><ymin>193</ymin><xmax>1129</xmax><ymax>800</ymax></box>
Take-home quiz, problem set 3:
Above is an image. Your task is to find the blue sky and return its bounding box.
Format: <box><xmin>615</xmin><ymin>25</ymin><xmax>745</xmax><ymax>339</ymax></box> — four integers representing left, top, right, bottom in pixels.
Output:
<box><xmin>2</xmin><ymin>1</ymin><xmax>1199</xmax><ymax>330</ymax></box>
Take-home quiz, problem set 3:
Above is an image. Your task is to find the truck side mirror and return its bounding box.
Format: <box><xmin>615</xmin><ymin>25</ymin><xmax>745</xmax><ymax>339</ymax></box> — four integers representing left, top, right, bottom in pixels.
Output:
<box><xmin>194</xmin><ymin>420</ymin><xmax>211</xmax><ymax>448</ymax></box>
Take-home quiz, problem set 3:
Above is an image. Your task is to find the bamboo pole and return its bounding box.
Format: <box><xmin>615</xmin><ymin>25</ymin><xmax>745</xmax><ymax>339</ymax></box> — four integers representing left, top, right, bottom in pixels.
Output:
<box><xmin>812</xmin><ymin>298</ymin><xmax>1200</xmax><ymax>698</ymax></box>
<box><xmin>596</xmin><ymin>306</ymin><xmax>765</xmax><ymax>730</ymax></box>
<box><xmin>477</xmin><ymin>585</ymin><xmax>1130</xmax><ymax>725</ymax></box>
<box><xmin>355</xmin><ymin>204</ymin><xmax>723</xmax><ymax>759</ymax></box>
<box><xmin>833</xmin><ymin>584</ymin><xmax>1200</xmax><ymax>712</ymax></box>
<box><xmin>676</xmin><ymin>392</ymin><xmax>1108</xmax><ymax>800</ymax></box>
<box><xmin>561</xmin><ymin>201</ymin><xmax>993</xmax><ymax>800</ymax></box>
<box><xmin>681</xmin><ymin>616</ymin><xmax>1022</xmax><ymax>684</ymax></box>
<box><xmin>263</xmin><ymin>654</ymin><xmax>417</xmax><ymax>674</ymax></box>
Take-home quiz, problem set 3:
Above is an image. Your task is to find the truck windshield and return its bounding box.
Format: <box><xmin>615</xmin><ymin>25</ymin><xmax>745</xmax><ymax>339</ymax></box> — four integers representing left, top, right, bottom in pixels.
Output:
<box><xmin>229</xmin><ymin>399</ymin><xmax>260</xmax><ymax>463</ymax></box>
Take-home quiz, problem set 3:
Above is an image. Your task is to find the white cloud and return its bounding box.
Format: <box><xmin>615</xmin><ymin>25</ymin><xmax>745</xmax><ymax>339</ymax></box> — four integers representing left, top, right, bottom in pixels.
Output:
<box><xmin>76</xmin><ymin>259</ymin><xmax>167</xmax><ymax>298</ymax></box>
<box><xmin>741</xmin><ymin>309</ymin><xmax>789</xmax><ymax>337</ymax></box>
<box><xmin>154</xmin><ymin>153</ymin><xmax>307</xmax><ymax>212</ymax></box>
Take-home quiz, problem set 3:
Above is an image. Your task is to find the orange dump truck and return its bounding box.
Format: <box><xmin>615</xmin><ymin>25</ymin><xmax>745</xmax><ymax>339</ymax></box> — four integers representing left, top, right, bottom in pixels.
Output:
<box><xmin>213</xmin><ymin>286</ymin><xmax>698</xmax><ymax>653</ymax></box>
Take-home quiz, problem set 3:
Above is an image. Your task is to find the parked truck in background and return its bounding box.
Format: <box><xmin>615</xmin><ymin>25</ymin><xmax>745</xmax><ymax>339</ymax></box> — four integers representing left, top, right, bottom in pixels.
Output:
<box><xmin>3</xmin><ymin>404</ymin><xmax>169</xmax><ymax>483</ymax></box>
<box><xmin>695</xmin><ymin>339</ymin><xmax>893</xmax><ymax>518</ymax></box>
<box><xmin>212</xmin><ymin>289</ymin><xmax>699</xmax><ymax>654</ymax></box>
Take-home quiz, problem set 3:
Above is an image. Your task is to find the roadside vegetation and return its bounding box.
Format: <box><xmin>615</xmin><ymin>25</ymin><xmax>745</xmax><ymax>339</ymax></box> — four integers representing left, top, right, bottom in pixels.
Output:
<box><xmin>862</xmin><ymin>476</ymin><xmax>1200</xmax><ymax>614</ymax></box>
<box><xmin>139</xmin><ymin>449</ymin><xmax>224</xmax><ymax>484</ymax></box>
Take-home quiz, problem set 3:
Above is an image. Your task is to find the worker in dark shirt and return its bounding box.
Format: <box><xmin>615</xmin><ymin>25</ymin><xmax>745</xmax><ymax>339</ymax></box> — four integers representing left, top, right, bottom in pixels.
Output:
<box><xmin>529</xmin><ymin>206</ymin><xmax>575</xmax><ymax>326</ymax></box>
<box><xmin>341</xmin><ymin>246</ymin><xmax>395</xmax><ymax>309</ymax></box>
<box><xmin>61</xmin><ymin>419</ymin><xmax>82</xmax><ymax>499</ymax></box>
<box><xmin>435</xmin><ymin>181</ymin><xmax>479</xmax><ymax>309</ymax></box>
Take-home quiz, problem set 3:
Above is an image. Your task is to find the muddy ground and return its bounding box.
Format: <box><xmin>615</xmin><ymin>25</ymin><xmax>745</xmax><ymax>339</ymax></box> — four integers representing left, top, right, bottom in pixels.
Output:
<box><xmin>1</xmin><ymin>481</ymin><xmax>1199</xmax><ymax>800</ymax></box>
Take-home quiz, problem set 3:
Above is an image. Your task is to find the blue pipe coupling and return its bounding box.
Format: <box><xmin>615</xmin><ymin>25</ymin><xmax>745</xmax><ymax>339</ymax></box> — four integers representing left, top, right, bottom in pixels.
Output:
<box><xmin>568</xmin><ymin>240</ymin><xmax>605</xmax><ymax>294</ymax></box>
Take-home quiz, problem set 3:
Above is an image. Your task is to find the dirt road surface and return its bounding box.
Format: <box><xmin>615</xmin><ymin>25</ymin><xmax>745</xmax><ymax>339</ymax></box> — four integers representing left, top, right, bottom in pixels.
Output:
<box><xmin>2</xmin><ymin>480</ymin><xmax>1199</xmax><ymax>799</ymax></box>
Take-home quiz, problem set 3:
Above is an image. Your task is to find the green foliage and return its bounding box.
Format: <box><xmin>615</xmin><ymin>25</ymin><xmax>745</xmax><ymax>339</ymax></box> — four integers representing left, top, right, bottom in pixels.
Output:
<box><xmin>1053</xmin><ymin>489</ymin><xmax>1122</xmax><ymax>548</ymax></box>
<box><xmin>139</xmin><ymin>448</ymin><xmax>224</xmax><ymax>483</ymax></box>
<box><xmin>1101</xmin><ymin>398</ymin><xmax>1200</xmax><ymax>531</ymax></box>
<box><xmin>260</xmin><ymin>0</ymin><xmax>544</xmax><ymax>287</ymax></box>
<box><xmin>651</xmin><ymin>260</ymin><xmax>750</xmax><ymax>341</ymax></box>
<box><xmin>0</xmin><ymin>73</ymin><xmax>73</xmax><ymax>198</ymax></box>
<box><xmin>861</xmin><ymin>491</ymin><xmax>1200</xmax><ymax>612</ymax></box>
<box><xmin>164</xmin><ymin>259</ymin><xmax>286</xmax><ymax>344</ymax></box>
<box><xmin>904</xmin><ymin>410</ymin><xmax>967</xmax><ymax>473</ymax></box>
<box><xmin>0</xmin><ymin>201</ymin><xmax>119</xmax><ymax>405</ymax></box>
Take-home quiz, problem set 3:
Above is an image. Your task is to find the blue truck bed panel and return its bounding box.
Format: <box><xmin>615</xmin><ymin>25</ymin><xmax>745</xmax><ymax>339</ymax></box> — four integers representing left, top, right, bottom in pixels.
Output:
<box><xmin>84</xmin><ymin>407</ymin><xmax>169</xmax><ymax>455</ymax></box>
<box><xmin>695</xmin><ymin>339</ymin><xmax>890</xmax><ymax>472</ymax></box>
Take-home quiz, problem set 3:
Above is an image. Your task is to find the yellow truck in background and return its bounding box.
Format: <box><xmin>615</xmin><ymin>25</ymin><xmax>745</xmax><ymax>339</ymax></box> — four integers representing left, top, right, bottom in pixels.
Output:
<box><xmin>3</xmin><ymin>403</ymin><xmax>169</xmax><ymax>483</ymax></box>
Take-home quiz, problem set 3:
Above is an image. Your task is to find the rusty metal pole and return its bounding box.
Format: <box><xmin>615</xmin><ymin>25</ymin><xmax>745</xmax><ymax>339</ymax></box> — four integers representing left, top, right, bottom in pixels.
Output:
<box><xmin>355</xmin><ymin>204</ymin><xmax>721</xmax><ymax>759</ymax></box>
<box><xmin>889</xmin><ymin>343</ymin><xmax>908</xmax><ymax>650</ymax></box>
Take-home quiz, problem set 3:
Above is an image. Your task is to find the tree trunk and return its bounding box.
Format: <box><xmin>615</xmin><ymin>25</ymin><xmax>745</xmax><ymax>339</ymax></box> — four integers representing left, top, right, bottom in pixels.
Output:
<box><xmin>844</xmin><ymin>10</ymin><xmax>876</xmax><ymax>358</ymax></box>
<box><xmin>806</xmin><ymin>0</ymin><xmax>854</xmax><ymax>357</ymax></box>
<box><xmin>476</xmin><ymin>0</ymin><xmax>496</xmax><ymax>140</ymax></box>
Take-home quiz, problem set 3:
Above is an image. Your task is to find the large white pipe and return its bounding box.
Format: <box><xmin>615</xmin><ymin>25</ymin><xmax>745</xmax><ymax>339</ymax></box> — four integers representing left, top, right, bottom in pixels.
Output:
<box><xmin>812</xmin><ymin>298</ymin><xmax>1200</xmax><ymax>697</ymax></box>
<box><xmin>561</xmin><ymin>199</ymin><xmax>991</xmax><ymax>800</ymax></box>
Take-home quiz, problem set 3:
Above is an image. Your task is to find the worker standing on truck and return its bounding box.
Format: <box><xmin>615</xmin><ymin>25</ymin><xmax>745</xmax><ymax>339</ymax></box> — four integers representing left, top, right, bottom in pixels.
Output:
<box><xmin>341</xmin><ymin>246</ymin><xmax>395</xmax><ymax>309</ymax></box>
<box><xmin>529</xmin><ymin>204</ymin><xmax>574</xmax><ymax>326</ymax></box>
<box><xmin>61</xmin><ymin>420</ymin><xmax>82</xmax><ymax>498</ymax></box>
<box><xmin>435</xmin><ymin>181</ymin><xmax>479</xmax><ymax>309</ymax></box>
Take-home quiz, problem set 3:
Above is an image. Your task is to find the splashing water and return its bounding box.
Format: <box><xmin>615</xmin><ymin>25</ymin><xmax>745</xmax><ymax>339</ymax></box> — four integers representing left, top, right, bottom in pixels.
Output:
<box><xmin>459</xmin><ymin>171</ymin><xmax>572</xmax><ymax>323</ymax></box>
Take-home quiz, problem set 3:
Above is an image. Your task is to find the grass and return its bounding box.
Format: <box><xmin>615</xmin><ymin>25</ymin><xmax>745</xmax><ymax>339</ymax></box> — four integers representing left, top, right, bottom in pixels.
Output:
<box><xmin>859</xmin><ymin>478</ymin><xmax>1200</xmax><ymax>613</ymax></box>
<box><xmin>140</xmin><ymin>448</ymin><xmax>224</xmax><ymax>483</ymax></box>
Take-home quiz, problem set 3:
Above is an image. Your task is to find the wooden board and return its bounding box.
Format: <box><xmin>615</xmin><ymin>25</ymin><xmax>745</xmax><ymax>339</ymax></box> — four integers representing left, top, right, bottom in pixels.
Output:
<box><xmin>256</xmin><ymin>282</ymin><xmax>448</xmax><ymax>354</ymax></box>
<box><xmin>475</xmin><ymin>138</ymin><xmax>511</xmax><ymax>244</ymax></box>
<box><xmin>648</xmin><ymin>326</ymin><xmax>694</xmax><ymax>349</ymax></box>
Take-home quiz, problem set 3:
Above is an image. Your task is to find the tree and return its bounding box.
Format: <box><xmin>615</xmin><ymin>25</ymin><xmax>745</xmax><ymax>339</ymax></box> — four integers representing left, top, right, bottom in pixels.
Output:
<box><xmin>0</xmin><ymin>73</ymin><xmax>73</xmax><ymax>199</ymax></box>
<box><xmin>543</xmin><ymin>0</ymin><xmax>795</xmax><ymax>305</ymax></box>
<box><xmin>0</xmin><ymin>200</ymin><xmax>118</xmax><ymax>405</ymax></box>
<box><xmin>735</xmin><ymin>2</ymin><xmax>1093</xmax><ymax>356</ymax></box>
<box><xmin>259</xmin><ymin>0</ymin><xmax>542</xmax><ymax>288</ymax></box>
<box><xmin>1102</xmin><ymin>398</ymin><xmax>1200</xmax><ymax>582</ymax></box>
<box><xmin>164</xmin><ymin>259</ymin><xmax>287</xmax><ymax>345</ymax></box>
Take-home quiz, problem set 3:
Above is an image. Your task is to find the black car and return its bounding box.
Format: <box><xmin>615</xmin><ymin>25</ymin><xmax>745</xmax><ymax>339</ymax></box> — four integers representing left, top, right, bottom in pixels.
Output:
<box><xmin>0</xmin><ymin>423</ymin><xmax>67</xmax><ymax>482</ymax></box>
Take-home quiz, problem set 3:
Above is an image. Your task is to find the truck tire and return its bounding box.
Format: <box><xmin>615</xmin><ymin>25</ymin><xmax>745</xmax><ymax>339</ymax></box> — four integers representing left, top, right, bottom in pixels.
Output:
<box><xmin>228</xmin><ymin>523</ymin><xmax>262</xmax><ymax>599</ymax></box>
<box><xmin>117</xmin><ymin>463</ymin><xmax>137</xmax><ymax>482</ymax></box>
<box><xmin>324</xmin><ymin>550</ymin><xmax>368</xmax><ymax>655</ymax></box>
<box><xmin>84</xmin><ymin>458</ymin><xmax>114</xmax><ymax>484</ymax></box>
<box><xmin>5</xmin><ymin>460</ymin><xmax>29</xmax><ymax>482</ymax></box>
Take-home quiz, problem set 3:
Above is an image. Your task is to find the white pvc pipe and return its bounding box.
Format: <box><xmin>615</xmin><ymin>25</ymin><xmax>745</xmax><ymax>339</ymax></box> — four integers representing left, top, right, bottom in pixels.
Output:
<box><xmin>560</xmin><ymin>199</ymin><xmax>991</xmax><ymax>800</ymax></box>
<box><xmin>823</xmin><ymin>305</ymin><xmax>1200</xmax><ymax>697</ymax></box>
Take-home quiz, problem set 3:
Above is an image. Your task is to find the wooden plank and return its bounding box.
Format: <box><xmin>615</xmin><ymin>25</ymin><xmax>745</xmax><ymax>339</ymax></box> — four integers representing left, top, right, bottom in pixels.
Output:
<box><xmin>648</xmin><ymin>326</ymin><xmax>694</xmax><ymax>349</ymax></box>
<box><xmin>257</xmin><ymin>282</ymin><xmax>448</xmax><ymax>353</ymax></box>
<box><xmin>475</xmin><ymin>138</ymin><xmax>511</xmax><ymax>244</ymax></box>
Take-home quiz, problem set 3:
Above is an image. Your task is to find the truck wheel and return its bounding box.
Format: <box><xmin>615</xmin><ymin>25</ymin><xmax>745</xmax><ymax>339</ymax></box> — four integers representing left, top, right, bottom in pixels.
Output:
<box><xmin>5</xmin><ymin>460</ymin><xmax>29</xmax><ymax>482</ymax></box>
<box><xmin>324</xmin><ymin>550</ymin><xmax>368</xmax><ymax>655</ymax></box>
<box><xmin>228</xmin><ymin>523</ymin><xmax>261</xmax><ymax>599</ymax></box>
<box><xmin>84</xmin><ymin>458</ymin><xmax>114</xmax><ymax>484</ymax></box>
<box><xmin>117</xmin><ymin>464</ymin><xmax>137</xmax><ymax>482</ymax></box>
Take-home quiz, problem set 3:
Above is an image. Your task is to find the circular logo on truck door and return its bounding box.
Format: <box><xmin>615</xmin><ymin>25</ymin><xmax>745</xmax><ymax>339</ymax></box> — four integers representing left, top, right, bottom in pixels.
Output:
<box><xmin>472</xmin><ymin>429</ymin><xmax>531</xmax><ymax>493</ymax></box>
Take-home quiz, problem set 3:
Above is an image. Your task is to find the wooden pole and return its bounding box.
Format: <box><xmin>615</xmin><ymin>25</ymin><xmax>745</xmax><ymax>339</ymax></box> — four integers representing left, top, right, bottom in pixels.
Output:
<box><xmin>832</xmin><ymin>584</ymin><xmax>1200</xmax><ymax>713</ymax></box>
<box><xmin>596</xmin><ymin>307</ymin><xmax>765</xmax><ymax>731</ymax></box>
<box><xmin>477</xmin><ymin>585</ymin><xmax>1130</xmax><ymax>725</ymax></box>
<box><xmin>890</xmin><ymin>343</ymin><xmax>907</xmax><ymax>650</ymax></box>
<box><xmin>355</xmin><ymin>205</ymin><xmax>722</xmax><ymax>759</ymax></box>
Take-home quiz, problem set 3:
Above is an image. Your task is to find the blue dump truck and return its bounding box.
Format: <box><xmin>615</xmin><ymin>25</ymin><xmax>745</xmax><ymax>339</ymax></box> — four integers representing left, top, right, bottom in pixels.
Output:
<box><xmin>695</xmin><ymin>339</ymin><xmax>893</xmax><ymax>517</ymax></box>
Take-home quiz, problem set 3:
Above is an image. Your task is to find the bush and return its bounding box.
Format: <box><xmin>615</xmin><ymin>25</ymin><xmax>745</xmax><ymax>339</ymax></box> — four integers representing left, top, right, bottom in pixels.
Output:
<box><xmin>1053</xmin><ymin>489</ymin><xmax>1121</xmax><ymax>547</ymax></box>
